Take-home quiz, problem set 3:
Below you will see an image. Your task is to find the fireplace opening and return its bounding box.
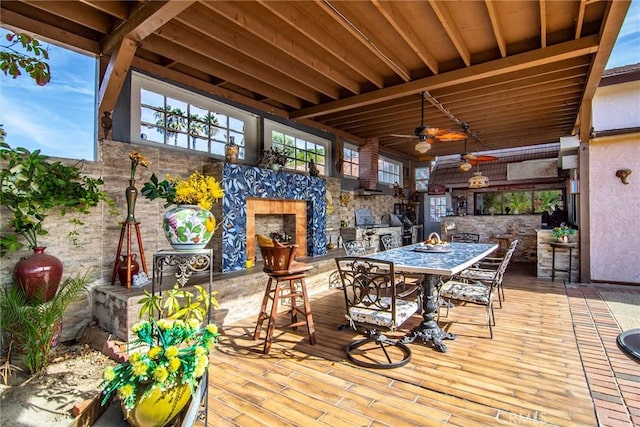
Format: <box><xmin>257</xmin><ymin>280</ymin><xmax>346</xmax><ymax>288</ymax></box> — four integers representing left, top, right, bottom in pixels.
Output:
<box><xmin>254</xmin><ymin>214</ymin><xmax>296</xmax><ymax>261</ymax></box>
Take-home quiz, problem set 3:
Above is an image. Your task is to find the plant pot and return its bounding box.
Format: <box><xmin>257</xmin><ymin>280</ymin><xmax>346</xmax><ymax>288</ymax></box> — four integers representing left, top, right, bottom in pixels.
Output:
<box><xmin>115</xmin><ymin>254</ymin><xmax>140</xmax><ymax>286</ymax></box>
<box><xmin>122</xmin><ymin>383</ymin><xmax>191</xmax><ymax>427</ymax></box>
<box><xmin>163</xmin><ymin>205</ymin><xmax>215</xmax><ymax>250</ymax></box>
<box><xmin>13</xmin><ymin>247</ymin><xmax>63</xmax><ymax>302</ymax></box>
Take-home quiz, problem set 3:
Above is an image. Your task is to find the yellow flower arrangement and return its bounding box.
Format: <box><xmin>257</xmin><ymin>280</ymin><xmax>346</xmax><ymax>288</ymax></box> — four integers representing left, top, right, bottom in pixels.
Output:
<box><xmin>141</xmin><ymin>170</ymin><xmax>223</xmax><ymax>210</ymax></box>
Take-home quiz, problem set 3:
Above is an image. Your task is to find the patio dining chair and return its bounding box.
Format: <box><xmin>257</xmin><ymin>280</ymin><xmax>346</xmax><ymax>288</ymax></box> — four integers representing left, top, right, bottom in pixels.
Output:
<box><xmin>457</xmin><ymin>239</ymin><xmax>519</xmax><ymax>307</ymax></box>
<box><xmin>343</xmin><ymin>239</ymin><xmax>367</xmax><ymax>256</ymax></box>
<box><xmin>380</xmin><ymin>234</ymin><xmax>401</xmax><ymax>251</ymax></box>
<box><xmin>335</xmin><ymin>257</ymin><xmax>420</xmax><ymax>368</ymax></box>
<box><xmin>437</xmin><ymin>247</ymin><xmax>512</xmax><ymax>338</ymax></box>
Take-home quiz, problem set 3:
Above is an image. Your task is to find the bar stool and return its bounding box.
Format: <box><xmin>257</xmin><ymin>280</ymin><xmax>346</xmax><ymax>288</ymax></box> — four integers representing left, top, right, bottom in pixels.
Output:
<box><xmin>254</xmin><ymin>240</ymin><xmax>316</xmax><ymax>354</ymax></box>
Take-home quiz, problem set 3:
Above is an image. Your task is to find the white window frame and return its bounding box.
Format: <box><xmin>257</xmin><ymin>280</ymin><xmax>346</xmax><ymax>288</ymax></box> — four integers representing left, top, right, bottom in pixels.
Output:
<box><xmin>130</xmin><ymin>71</ymin><xmax>259</xmax><ymax>157</ymax></box>
<box><xmin>342</xmin><ymin>142</ymin><xmax>359</xmax><ymax>179</ymax></box>
<box><xmin>378</xmin><ymin>155</ymin><xmax>402</xmax><ymax>186</ymax></box>
<box><xmin>263</xmin><ymin>119</ymin><xmax>330</xmax><ymax>176</ymax></box>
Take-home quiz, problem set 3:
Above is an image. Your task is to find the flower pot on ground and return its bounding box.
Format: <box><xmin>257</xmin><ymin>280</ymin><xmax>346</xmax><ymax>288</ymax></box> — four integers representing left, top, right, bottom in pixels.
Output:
<box><xmin>141</xmin><ymin>171</ymin><xmax>223</xmax><ymax>251</ymax></box>
<box><xmin>101</xmin><ymin>285</ymin><xmax>220</xmax><ymax>427</ymax></box>
<box><xmin>12</xmin><ymin>246</ymin><xmax>63</xmax><ymax>302</ymax></box>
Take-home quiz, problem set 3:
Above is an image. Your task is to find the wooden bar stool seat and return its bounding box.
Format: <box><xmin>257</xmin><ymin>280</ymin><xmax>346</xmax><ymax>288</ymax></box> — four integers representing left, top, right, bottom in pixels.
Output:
<box><xmin>254</xmin><ymin>238</ymin><xmax>316</xmax><ymax>354</ymax></box>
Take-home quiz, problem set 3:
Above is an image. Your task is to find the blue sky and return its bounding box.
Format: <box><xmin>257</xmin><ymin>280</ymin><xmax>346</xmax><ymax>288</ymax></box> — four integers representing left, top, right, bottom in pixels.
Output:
<box><xmin>1</xmin><ymin>2</ymin><xmax>639</xmax><ymax>160</ymax></box>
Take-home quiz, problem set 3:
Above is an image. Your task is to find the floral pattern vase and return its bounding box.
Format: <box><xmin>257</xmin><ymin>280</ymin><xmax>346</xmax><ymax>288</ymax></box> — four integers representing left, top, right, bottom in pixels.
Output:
<box><xmin>122</xmin><ymin>383</ymin><xmax>191</xmax><ymax>427</ymax></box>
<box><xmin>163</xmin><ymin>205</ymin><xmax>215</xmax><ymax>250</ymax></box>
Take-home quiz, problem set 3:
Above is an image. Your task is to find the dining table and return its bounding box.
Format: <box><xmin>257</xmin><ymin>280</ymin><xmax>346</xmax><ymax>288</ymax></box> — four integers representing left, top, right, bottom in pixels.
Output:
<box><xmin>368</xmin><ymin>241</ymin><xmax>498</xmax><ymax>352</ymax></box>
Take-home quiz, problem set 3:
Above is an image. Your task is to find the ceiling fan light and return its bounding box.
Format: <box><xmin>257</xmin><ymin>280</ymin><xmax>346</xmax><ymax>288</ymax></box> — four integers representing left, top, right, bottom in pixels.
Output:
<box><xmin>460</xmin><ymin>161</ymin><xmax>473</xmax><ymax>172</ymax></box>
<box><xmin>468</xmin><ymin>171</ymin><xmax>490</xmax><ymax>188</ymax></box>
<box><xmin>415</xmin><ymin>140</ymin><xmax>432</xmax><ymax>153</ymax></box>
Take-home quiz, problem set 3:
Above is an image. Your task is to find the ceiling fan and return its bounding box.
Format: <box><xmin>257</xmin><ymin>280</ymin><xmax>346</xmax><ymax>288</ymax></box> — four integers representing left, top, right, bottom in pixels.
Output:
<box><xmin>389</xmin><ymin>92</ymin><xmax>465</xmax><ymax>153</ymax></box>
<box><xmin>458</xmin><ymin>122</ymin><xmax>497</xmax><ymax>171</ymax></box>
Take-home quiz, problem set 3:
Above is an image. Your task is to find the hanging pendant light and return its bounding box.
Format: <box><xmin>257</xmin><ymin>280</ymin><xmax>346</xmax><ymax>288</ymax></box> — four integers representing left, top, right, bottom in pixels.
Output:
<box><xmin>468</xmin><ymin>171</ymin><xmax>489</xmax><ymax>188</ymax></box>
<box><xmin>459</xmin><ymin>161</ymin><xmax>473</xmax><ymax>172</ymax></box>
<box><xmin>415</xmin><ymin>139</ymin><xmax>432</xmax><ymax>153</ymax></box>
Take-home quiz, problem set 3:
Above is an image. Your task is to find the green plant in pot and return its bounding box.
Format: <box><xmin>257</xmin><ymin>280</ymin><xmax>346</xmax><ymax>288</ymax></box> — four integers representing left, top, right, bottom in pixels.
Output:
<box><xmin>0</xmin><ymin>141</ymin><xmax>116</xmax><ymax>302</ymax></box>
<box><xmin>100</xmin><ymin>284</ymin><xmax>220</xmax><ymax>427</ymax></box>
<box><xmin>0</xmin><ymin>270</ymin><xmax>92</xmax><ymax>376</ymax></box>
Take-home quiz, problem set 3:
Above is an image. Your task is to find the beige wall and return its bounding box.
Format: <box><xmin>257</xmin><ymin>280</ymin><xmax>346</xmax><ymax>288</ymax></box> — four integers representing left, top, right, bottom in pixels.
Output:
<box><xmin>588</xmin><ymin>133</ymin><xmax>640</xmax><ymax>283</ymax></box>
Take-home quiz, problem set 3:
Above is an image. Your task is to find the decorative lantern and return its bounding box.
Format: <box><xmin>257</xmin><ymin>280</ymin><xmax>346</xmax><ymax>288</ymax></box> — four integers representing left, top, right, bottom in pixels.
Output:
<box><xmin>468</xmin><ymin>171</ymin><xmax>489</xmax><ymax>188</ymax></box>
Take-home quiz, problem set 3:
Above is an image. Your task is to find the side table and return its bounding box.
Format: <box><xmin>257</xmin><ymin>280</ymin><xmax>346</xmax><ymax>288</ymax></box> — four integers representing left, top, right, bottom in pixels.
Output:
<box><xmin>549</xmin><ymin>242</ymin><xmax>577</xmax><ymax>283</ymax></box>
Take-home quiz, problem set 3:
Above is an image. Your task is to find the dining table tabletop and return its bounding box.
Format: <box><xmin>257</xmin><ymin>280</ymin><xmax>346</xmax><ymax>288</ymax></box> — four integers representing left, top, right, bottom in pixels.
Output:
<box><xmin>368</xmin><ymin>241</ymin><xmax>498</xmax><ymax>352</ymax></box>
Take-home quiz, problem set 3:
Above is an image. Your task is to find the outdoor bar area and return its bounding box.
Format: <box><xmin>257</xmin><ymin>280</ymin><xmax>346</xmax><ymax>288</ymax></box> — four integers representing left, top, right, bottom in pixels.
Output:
<box><xmin>1</xmin><ymin>1</ymin><xmax>639</xmax><ymax>427</ymax></box>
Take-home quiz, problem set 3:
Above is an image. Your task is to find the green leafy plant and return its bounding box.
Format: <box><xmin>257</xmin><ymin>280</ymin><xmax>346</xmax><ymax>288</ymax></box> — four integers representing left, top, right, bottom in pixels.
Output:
<box><xmin>551</xmin><ymin>225</ymin><xmax>576</xmax><ymax>239</ymax></box>
<box><xmin>0</xmin><ymin>142</ymin><xmax>117</xmax><ymax>255</ymax></box>
<box><xmin>258</xmin><ymin>146</ymin><xmax>289</xmax><ymax>168</ymax></box>
<box><xmin>138</xmin><ymin>283</ymin><xmax>219</xmax><ymax>323</ymax></box>
<box><xmin>0</xmin><ymin>31</ymin><xmax>51</xmax><ymax>86</ymax></box>
<box><xmin>0</xmin><ymin>270</ymin><xmax>92</xmax><ymax>375</ymax></box>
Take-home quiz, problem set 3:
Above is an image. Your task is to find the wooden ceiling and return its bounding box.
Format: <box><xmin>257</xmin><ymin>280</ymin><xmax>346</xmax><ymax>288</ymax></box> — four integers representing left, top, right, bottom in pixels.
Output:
<box><xmin>0</xmin><ymin>0</ymin><xmax>630</xmax><ymax>159</ymax></box>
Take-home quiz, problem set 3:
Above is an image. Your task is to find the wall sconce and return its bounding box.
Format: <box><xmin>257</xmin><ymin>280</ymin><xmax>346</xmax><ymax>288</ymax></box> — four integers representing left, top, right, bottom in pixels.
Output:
<box><xmin>615</xmin><ymin>168</ymin><xmax>632</xmax><ymax>184</ymax></box>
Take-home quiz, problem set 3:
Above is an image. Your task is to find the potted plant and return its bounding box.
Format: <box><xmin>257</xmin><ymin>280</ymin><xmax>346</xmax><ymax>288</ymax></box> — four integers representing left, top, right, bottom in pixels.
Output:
<box><xmin>100</xmin><ymin>283</ymin><xmax>220</xmax><ymax>427</ymax></box>
<box><xmin>141</xmin><ymin>171</ymin><xmax>223</xmax><ymax>250</ymax></box>
<box><xmin>551</xmin><ymin>225</ymin><xmax>576</xmax><ymax>242</ymax></box>
<box><xmin>258</xmin><ymin>146</ymin><xmax>288</xmax><ymax>171</ymax></box>
<box><xmin>0</xmin><ymin>141</ymin><xmax>116</xmax><ymax>301</ymax></box>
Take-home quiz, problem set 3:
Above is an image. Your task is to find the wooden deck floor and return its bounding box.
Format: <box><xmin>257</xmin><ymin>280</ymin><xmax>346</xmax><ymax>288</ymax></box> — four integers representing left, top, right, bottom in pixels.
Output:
<box><xmin>201</xmin><ymin>263</ymin><xmax>639</xmax><ymax>426</ymax></box>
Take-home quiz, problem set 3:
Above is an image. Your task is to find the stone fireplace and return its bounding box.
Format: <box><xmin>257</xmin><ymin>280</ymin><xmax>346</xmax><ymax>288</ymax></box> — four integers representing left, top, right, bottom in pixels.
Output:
<box><xmin>220</xmin><ymin>164</ymin><xmax>327</xmax><ymax>272</ymax></box>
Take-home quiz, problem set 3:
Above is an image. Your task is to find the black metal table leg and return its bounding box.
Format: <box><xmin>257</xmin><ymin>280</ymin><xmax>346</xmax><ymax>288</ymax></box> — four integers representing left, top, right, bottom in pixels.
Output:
<box><xmin>401</xmin><ymin>274</ymin><xmax>456</xmax><ymax>352</ymax></box>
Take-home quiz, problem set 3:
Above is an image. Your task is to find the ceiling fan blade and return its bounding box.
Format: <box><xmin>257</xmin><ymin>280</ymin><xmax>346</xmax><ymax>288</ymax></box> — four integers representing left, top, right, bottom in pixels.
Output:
<box><xmin>469</xmin><ymin>155</ymin><xmax>499</xmax><ymax>166</ymax></box>
<box><xmin>437</xmin><ymin>131</ymin><xmax>466</xmax><ymax>141</ymax></box>
<box><xmin>388</xmin><ymin>134</ymin><xmax>416</xmax><ymax>138</ymax></box>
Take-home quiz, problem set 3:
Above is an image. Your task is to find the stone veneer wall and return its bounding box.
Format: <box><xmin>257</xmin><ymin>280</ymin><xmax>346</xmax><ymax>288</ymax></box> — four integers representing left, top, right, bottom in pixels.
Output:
<box><xmin>536</xmin><ymin>229</ymin><xmax>580</xmax><ymax>281</ymax></box>
<box><xmin>440</xmin><ymin>215</ymin><xmax>542</xmax><ymax>263</ymax></box>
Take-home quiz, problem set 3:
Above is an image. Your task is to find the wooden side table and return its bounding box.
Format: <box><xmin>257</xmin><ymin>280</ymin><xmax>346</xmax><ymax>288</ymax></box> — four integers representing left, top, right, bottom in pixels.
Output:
<box><xmin>550</xmin><ymin>242</ymin><xmax>577</xmax><ymax>283</ymax></box>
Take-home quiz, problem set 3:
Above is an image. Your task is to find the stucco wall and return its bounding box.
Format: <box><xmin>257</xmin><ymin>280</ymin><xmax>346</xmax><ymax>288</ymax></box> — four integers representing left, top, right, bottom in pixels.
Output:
<box><xmin>593</xmin><ymin>80</ymin><xmax>640</xmax><ymax>131</ymax></box>
<box><xmin>588</xmin><ymin>134</ymin><xmax>640</xmax><ymax>284</ymax></box>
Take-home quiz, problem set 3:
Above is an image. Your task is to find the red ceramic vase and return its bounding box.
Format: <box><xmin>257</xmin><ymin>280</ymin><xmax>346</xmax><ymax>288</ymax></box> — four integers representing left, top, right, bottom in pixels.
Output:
<box><xmin>116</xmin><ymin>254</ymin><xmax>140</xmax><ymax>286</ymax></box>
<box><xmin>13</xmin><ymin>247</ymin><xmax>63</xmax><ymax>302</ymax></box>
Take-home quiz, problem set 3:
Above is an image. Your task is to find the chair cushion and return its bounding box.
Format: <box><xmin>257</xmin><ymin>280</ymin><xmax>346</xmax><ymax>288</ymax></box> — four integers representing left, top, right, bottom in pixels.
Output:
<box><xmin>458</xmin><ymin>268</ymin><xmax>497</xmax><ymax>281</ymax></box>
<box><xmin>439</xmin><ymin>280</ymin><xmax>492</xmax><ymax>305</ymax></box>
<box><xmin>256</xmin><ymin>234</ymin><xmax>274</xmax><ymax>247</ymax></box>
<box><xmin>348</xmin><ymin>297</ymin><xmax>419</xmax><ymax>329</ymax></box>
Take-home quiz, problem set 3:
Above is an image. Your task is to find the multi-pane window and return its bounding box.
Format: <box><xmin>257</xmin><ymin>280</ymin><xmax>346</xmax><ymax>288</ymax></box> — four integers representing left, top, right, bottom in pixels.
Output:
<box><xmin>264</xmin><ymin>120</ymin><xmax>329</xmax><ymax>175</ymax></box>
<box><xmin>429</xmin><ymin>196</ymin><xmax>447</xmax><ymax>222</ymax></box>
<box><xmin>474</xmin><ymin>190</ymin><xmax>563</xmax><ymax>215</ymax></box>
<box><xmin>131</xmin><ymin>72</ymin><xmax>258</xmax><ymax>158</ymax></box>
<box><xmin>415</xmin><ymin>166</ymin><xmax>431</xmax><ymax>191</ymax></box>
<box><xmin>378</xmin><ymin>156</ymin><xmax>402</xmax><ymax>185</ymax></box>
<box><xmin>342</xmin><ymin>143</ymin><xmax>359</xmax><ymax>178</ymax></box>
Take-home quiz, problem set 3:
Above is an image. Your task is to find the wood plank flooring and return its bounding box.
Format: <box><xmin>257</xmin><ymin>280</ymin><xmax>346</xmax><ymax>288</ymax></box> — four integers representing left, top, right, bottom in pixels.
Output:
<box><xmin>199</xmin><ymin>263</ymin><xmax>634</xmax><ymax>426</ymax></box>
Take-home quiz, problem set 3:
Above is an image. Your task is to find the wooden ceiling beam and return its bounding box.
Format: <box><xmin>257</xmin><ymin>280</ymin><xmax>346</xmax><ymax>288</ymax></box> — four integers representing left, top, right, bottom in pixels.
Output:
<box><xmin>291</xmin><ymin>34</ymin><xmax>599</xmax><ymax>119</ymax></box>
<box><xmin>149</xmin><ymin>27</ymin><xmax>320</xmax><ymax>105</ymax></box>
<box><xmin>141</xmin><ymin>35</ymin><xmax>305</xmax><ymax>108</ymax></box>
<box><xmin>540</xmin><ymin>0</ymin><xmax>547</xmax><ymax>48</ymax></box>
<box><xmin>175</xmin><ymin>8</ymin><xmax>342</xmax><ymax>100</ymax></box>
<box><xmin>77</xmin><ymin>0</ymin><xmax>129</xmax><ymax>20</ymax></box>
<box><xmin>428</xmin><ymin>0</ymin><xmax>471</xmax><ymax>66</ymax></box>
<box><xmin>575</xmin><ymin>0</ymin><xmax>587</xmax><ymax>39</ymax></box>
<box><xmin>98</xmin><ymin>37</ymin><xmax>137</xmax><ymax>114</ymax></box>
<box><xmin>0</xmin><ymin>8</ymin><xmax>100</xmax><ymax>53</ymax></box>
<box><xmin>485</xmin><ymin>0</ymin><xmax>507</xmax><ymax>57</ymax></box>
<box><xmin>316</xmin><ymin>0</ymin><xmax>411</xmax><ymax>82</ymax></box>
<box><xmin>101</xmin><ymin>0</ymin><xmax>194</xmax><ymax>55</ymax></box>
<box><xmin>204</xmin><ymin>1</ymin><xmax>360</xmax><ymax>95</ymax></box>
<box><xmin>22</xmin><ymin>0</ymin><xmax>112</xmax><ymax>33</ymax></box>
<box><xmin>259</xmin><ymin>0</ymin><xmax>384</xmax><ymax>88</ymax></box>
<box><xmin>372</xmin><ymin>0</ymin><xmax>439</xmax><ymax>74</ymax></box>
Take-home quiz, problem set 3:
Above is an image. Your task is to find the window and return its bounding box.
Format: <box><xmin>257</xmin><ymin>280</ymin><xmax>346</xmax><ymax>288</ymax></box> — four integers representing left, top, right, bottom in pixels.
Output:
<box><xmin>475</xmin><ymin>190</ymin><xmax>563</xmax><ymax>215</ymax></box>
<box><xmin>264</xmin><ymin>120</ymin><xmax>330</xmax><ymax>175</ymax></box>
<box><xmin>131</xmin><ymin>72</ymin><xmax>258</xmax><ymax>158</ymax></box>
<box><xmin>378</xmin><ymin>156</ymin><xmax>402</xmax><ymax>185</ymax></box>
<box><xmin>429</xmin><ymin>196</ymin><xmax>447</xmax><ymax>222</ymax></box>
<box><xmin>342</xmin><ymin>143</ymin><xmax>359</xmax><ymax>178</ymax></box>
<box><xmin>0</xmin><ymin>28</ymin><xmax>98</xmax><ymax>160</ymax></box>
<box><xmin>415</xmin><ymin>166</ymin><xmax>431</xmax><ymax>191</ymax></box>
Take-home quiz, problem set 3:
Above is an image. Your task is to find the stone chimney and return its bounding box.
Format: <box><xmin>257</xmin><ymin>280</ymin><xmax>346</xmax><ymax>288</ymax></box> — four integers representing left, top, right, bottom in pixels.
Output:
<box><xmin>358</xmin><ymin>137</ymin><xmax>379</xmax><ymax>190</ymax></box>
